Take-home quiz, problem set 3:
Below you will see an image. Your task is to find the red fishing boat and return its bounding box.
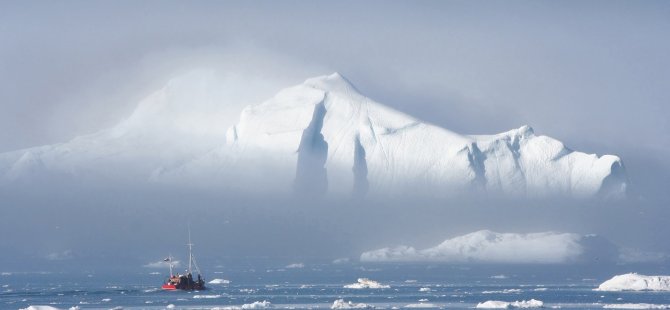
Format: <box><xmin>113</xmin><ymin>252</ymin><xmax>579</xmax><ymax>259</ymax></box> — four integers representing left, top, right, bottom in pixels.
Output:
<box><xmin>161</xmin><ymin>229</ymin><xmax>206</xmax><ymax>291</ymax></box>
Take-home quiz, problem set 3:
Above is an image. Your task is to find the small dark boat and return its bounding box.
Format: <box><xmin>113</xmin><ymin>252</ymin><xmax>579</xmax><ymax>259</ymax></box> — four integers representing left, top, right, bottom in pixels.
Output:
<box><xmin>161</xmin><ymin>229</ymin><xmax>206</xmax><ymax>291</ymax></box>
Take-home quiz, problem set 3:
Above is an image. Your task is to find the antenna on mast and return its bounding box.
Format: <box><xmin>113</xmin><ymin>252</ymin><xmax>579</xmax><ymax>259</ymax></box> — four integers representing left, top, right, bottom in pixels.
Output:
<box><xmin>168</xmin><ymin>254</ymin><xmax>173</xmax><ymax>277</ymax></box>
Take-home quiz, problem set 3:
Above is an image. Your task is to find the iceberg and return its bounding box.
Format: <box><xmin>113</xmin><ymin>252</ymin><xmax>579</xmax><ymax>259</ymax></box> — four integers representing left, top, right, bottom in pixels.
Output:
<box><xmin>0</xmin><ymin>72</ymin><xmax>627</xmax><ymax>199</ymax></box>
<box><xmin>208</xmin><ymin>278</ymin><xmax>231</xmax><ymax>284</ymax></box>
<box><xmin>360</xmin><ymin>230</ymin><xmax>614</xmax><ymax>263</ymax></box>
<box><xmin>331</xmin><ymin>299</ymin><xmax>375</xmax><ymax>309</ymax></box>
<box><xmin>344</xmin><ymin>278</ymin><xmax>390</xmax><ymax>289</ymax></box>
<box><xmin>596</xmin><ymin>273</ymin><xmax>670</xmax><ymax>291</ymax></box>
<box><xmin>476</xmin><ymin>299</ymin><xmax>544</xmax><ymax>308</ymax></box>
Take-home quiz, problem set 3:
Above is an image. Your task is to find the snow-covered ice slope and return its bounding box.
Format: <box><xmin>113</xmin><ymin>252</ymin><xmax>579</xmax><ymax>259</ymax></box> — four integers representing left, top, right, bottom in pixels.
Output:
<box><xmin>217</xmin><ymin>73</ymin><xmax>627</xmax><ymax>198</ymax></box>
<box><xmin>597</xmin><ymin>273</ymin><xmax>670</xmax><ymax>291</ymax></box>
<box><xmin>360</xmin><ymin>230</ymin><xmax>616</xmax><ymax>263</ymax></box>
<box><xmin>0</xmin><ymin>72</ymin><xmax>627</xmax><ymax>199</ymax></box>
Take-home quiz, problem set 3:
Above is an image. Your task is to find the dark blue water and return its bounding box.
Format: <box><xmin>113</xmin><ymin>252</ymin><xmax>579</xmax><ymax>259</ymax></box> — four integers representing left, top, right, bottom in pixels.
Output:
<box><xmin>3</xmin><ymin>263</ymin><xmax>670</xmax><ymax>309</ymax></box>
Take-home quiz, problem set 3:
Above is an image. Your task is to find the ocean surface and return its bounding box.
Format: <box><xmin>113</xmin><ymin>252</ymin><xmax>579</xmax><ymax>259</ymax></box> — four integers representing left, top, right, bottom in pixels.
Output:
<box><xmin>3</xmin><ymin>263</ymin><xmax>670</xmax><ymax>309</ymax></box>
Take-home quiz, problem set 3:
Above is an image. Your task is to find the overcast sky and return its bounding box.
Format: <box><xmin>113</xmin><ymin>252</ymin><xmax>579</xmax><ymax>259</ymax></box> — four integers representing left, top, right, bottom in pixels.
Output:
<box><xmin>0</xmin><ymin>1</ymin><xmax>669</xmax><ymax>266</ymax></box>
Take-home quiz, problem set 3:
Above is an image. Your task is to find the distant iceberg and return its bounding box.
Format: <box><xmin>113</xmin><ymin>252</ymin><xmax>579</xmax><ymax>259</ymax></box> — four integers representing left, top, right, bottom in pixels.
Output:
<box><xmin>361</xmin><ymin>230</ymin><xmax>615</xmax><ymax>264</ymax></box>
<box><xmin>344</xmin><ymin>278</ymin><xmax>390</xmax><ymax>289</ymax></box>
<box><xmin>596</xmin><ymin>273</ymin><xmax>670</xmax><ymax>291</ymax></box>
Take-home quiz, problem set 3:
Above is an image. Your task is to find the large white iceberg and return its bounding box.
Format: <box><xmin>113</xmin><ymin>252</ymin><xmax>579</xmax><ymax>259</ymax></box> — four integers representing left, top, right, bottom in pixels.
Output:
<box><xmin>360</xmin><ymin>230</ymin><xmax>611</xmax><ymax>263</ymax></box>
<box><xmin>596</xmin><ymin>273</ymin><xmax>670</xmax><ymax>291</ymax></box>
<box><xmin>0</xmin><ymin>72</ymin><xmax>627</xmax><ymax>199</ymax></box>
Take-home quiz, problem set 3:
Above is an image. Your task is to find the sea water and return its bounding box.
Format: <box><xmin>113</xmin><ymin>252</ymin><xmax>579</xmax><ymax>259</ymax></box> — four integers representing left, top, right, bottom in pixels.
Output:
<box><xmin>3</xmin><ymin>263</ymin><xmax>670</xmax><ymax>309</ymax></box>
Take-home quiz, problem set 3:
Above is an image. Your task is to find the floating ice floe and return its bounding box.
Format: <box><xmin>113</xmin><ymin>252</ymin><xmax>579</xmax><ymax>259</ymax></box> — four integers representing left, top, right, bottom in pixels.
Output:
<box><xmin>285</xmin><ymin>263</ymin><xmax>305</xmax><ymax>269</ymax></box>
<box><xmin>476</xmin><ymin>299</ymin><xmax>544</xmax><ymax>308</ymax></box>
<box><xmin>193</xmin><ymin>294</ymin><xmax>222</xmax><ymax>299</ymax></box>
<box><xmin>214</xmin><ymin>300</ymin><xmax>273</xmax><ymax>309</ymax></box>
<box><xmin>419</xmin><ymin>287</ymin><xmax>431</xmax><ymax>292</ymax></box>
<box><xmin>482</xmin><ymin>289</ymin><xmax>522</xmax><ymax>294</ymax></box>
<box><xmin>404</xmin><ymin>303</ymin><xmax>438</xmax><ymax>308</ymax></box>
<box><xmin>331</xmin><ymin>299</ymin><xmax>375</xmax><ymax>309</ymax></box>
<box><xmin>344</xmin><ymin>278</ymin><xmax>390</xmax><ymax>289</ymax></box>
<box><xmin>603</xmin><ymin>304</ymin><xmax>670</xmax><ymax>309</ymax></box>
<box><xmin>209</xmin><ymin>278</ymin><xmax>231</xmax><ymax>284</ymax></box>
<box><xmin>597</xmin><ymin>273</ymin><xmax>670</xmax><ymax>291</ymax></box>
<box><xmin>333</xmin><ymin>258</ymin><xmax>350</xmax><ymax>264</ymax></box>
<box><xmin>20</xmin><ymin>306</ymin><xmax>62</xmax><ymax>310</ymax></box>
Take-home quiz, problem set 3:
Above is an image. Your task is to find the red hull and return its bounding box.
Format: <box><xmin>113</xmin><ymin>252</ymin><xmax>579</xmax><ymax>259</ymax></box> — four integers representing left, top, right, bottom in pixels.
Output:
<box><xmin>161</xmin><ymin>284</ymin><xmax>177</xmax><ymax>290</ymax></box>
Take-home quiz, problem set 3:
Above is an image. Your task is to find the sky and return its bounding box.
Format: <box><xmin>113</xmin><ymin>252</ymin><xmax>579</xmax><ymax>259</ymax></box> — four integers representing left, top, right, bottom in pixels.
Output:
<box><xmin>0</xmin><ymin>1</ymin><xmax>669</xmax><ymax>268</ymax></box>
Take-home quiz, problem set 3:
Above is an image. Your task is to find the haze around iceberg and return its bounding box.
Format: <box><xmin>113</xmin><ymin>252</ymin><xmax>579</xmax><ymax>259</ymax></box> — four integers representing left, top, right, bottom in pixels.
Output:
<box><xmin>0</xmin><ymin>69</ymin><xmax>663</xmax><ymax>271</ymax></box>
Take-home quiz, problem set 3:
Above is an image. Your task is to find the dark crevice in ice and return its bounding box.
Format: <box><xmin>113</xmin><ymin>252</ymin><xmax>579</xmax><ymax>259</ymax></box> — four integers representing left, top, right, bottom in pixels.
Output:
<box><xmin>352</xmin><ymin>133</ymin><xmax>369</xmax><ymax>198</ymax></box>
<box><xmin>294</xmin><ymin>98</ymin><xmax>329</xmax><ymax>196</ymax></box>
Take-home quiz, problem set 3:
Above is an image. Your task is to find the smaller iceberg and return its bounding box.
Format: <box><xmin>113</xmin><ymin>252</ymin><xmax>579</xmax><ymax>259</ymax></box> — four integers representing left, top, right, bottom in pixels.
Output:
<box><xmin>343</xmin><ymin>278</ymin><xmax>390</xmax><ymax>289</ymax></box>
<box><xmin>208</xmin><ymin>278</ymin><xmax>231</xmax><ymax>284</ymax></box>
<box><xmin>597</xmin><ymin>273</ymin><xmax>670</xmax><ymax>291</ymax></box>
<box><xmin>331</xmin><ymin>299</ymin><xmax>375</xmax><ymax>309</ymax></box>
<box><xmin>476</xmin><ymin>299</ymin><xmax>544</xmax><ymax>308</ymax></box>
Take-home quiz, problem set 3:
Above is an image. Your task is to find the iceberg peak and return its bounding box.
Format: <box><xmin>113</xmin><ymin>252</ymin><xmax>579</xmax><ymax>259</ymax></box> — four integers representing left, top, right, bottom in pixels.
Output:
<box><xmin>303</xmin><ymin>72</ymin><xmax>359</xmax><ymax>95</ymax></box>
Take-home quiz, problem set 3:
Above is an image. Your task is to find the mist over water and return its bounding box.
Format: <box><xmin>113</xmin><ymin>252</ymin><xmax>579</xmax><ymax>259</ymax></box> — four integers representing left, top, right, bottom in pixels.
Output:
<box><xmin>0</xmin><ymin>178</ymin><xmax>664</xmax><ymax>273</ymax></box>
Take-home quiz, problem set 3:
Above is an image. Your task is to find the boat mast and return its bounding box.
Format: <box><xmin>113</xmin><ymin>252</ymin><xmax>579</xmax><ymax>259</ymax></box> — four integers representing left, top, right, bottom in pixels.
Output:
<box><xmin>169</xmin><ymin>254</ymin><xmax>173</xmax><ymax>277</ymax></box>
<box><xmin>188</xmin><ymin>224</ymin><xmax>193</xmax><ymax>275</ymax></box>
